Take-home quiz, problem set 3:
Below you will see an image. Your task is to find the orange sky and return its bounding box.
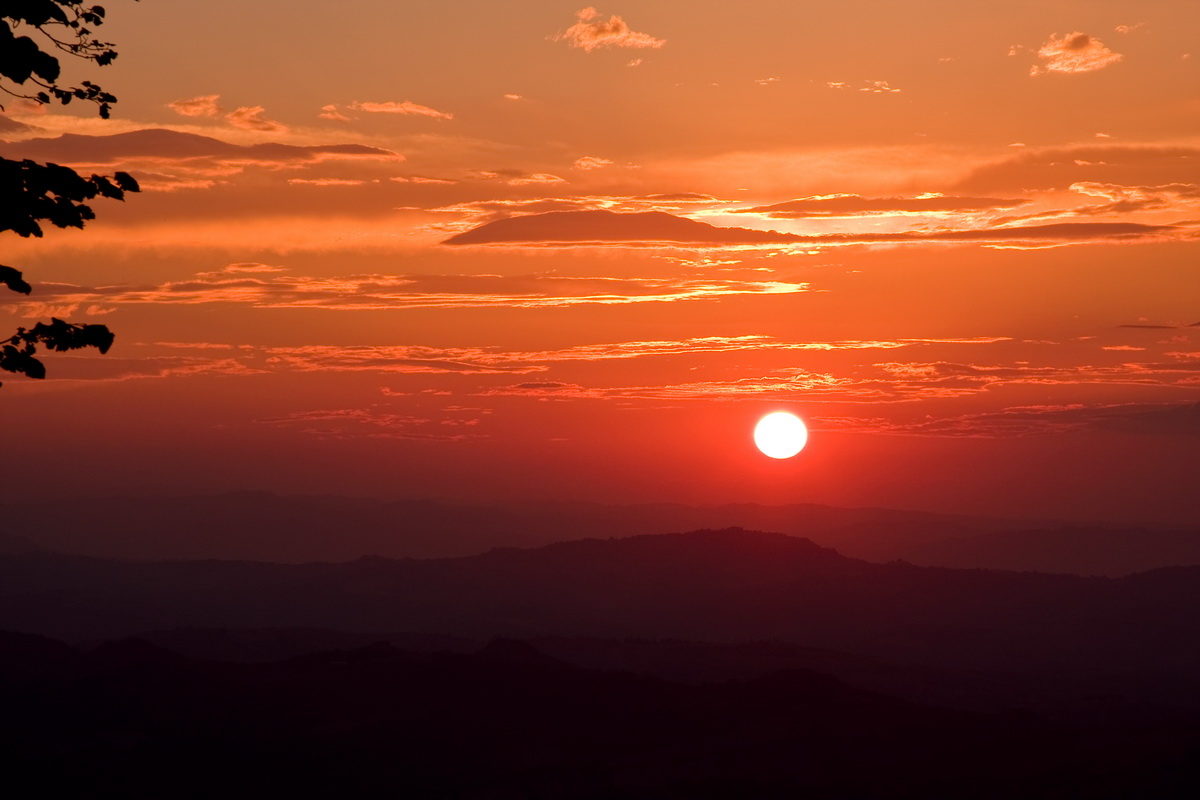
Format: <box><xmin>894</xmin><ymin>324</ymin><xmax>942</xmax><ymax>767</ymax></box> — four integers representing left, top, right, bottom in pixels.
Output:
<box><xmin>2</xmin><ymin>1</ymin><xmax>1198</xmax><ymax>523</ymax></box>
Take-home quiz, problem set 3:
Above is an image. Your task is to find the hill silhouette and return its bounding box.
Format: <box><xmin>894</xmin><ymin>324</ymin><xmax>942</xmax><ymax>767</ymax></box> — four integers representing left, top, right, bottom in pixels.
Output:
<box><xmin>5</xmin><ymin>491</ymin><xmax>1198</xmax><ymax>575</ymax></box>
<box><xmin>2</xmin><ymin>631</ymin><xmax>1198</xmax><ymax>798</ymax></box>
<box><xmin>4</xmin><ymin>528</ymin><xmax>1200</xmax><ymax>685</ymax></box>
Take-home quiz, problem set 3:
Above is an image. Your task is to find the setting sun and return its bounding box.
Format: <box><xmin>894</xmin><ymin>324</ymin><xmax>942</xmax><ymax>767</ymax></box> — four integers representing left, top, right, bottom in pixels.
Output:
<box><xmin>3</xmin><ymin>3</ymin><xmax>1199</xmax><ymax>796</ymax></box>
<box><xmin>754</xmin><ymin>412</ymin><xmax>808</xmax><ymax>459</ymax></box>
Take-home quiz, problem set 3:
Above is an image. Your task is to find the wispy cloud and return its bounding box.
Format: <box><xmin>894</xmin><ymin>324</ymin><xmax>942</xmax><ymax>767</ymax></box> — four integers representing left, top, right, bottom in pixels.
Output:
<box><xmin>225</xmin><ymin>106</ymin><xmax>288</xmax><ymax>133</ymax></box>
<box><xmin>350</xmin><ymin>100</ymin><xmax>454</xmax><ymax>120</ymax></box>
<box><xmin>0</xmin><ymin>129</ymin><xmax>398</xmax><ymax>168</ymax></box>
<box><xmin>444</xmin><ymin>209</ymin><xmax>1180</xmax><ymax>248</ymax></box>
<box><xmin>318</xmin><ymin>104</ymin><xmax>351</xmax><ymax>121</ymax></box>
<box><xmin>8</xmin><ymin>266</ymin><xmax>809</xmax><ymax>314</ymax></box>
<box><xmin>860</xmin><ymin>80</ymin><xmax>901</xmax><ymax>93</ymax></box>
<box><xmin>573</xmin><ymin>156</ymin><xmax>615</xmax><ymax>170</ymax></box>
<box><xmin>484</xmin><ymin>353</ymin><xmax>1200</xmax><ymax>406</ymax></box>
<box><xmin>827</xmin><ymin>80</ymin><xmax>900</xmax><ymax>93</ymax></box>
<box><xmin>957</xmin><ymin>143</ymin><xmax>1200</xmax><ymax>192</ymax></box>
<box><xmin>821</xmin><ymin>402</ymin><xmax>1200</xmax><ymax>438</ymax></box>
<box><xmin>1030</xmin><ymin>32</ymin><xmax>1122</xmax><ymax>76</ymax></box>
<box><xmin>286</xmin><ymin>178</ymin><xmax>368</xmax><ymax>187</ymax></box>
<box><xmin>167</xmin><ymin>94</ymin><xmax>222</xmax><ymax>118</ymax></box>
<box><xmin>554</xmin><ymin>7</ymin><xmax>666</xmax><ymax>52</ymax></box>
<box><xmin>9</xmin><ymin>334</ymin><xmax>1008</xmax><ymax>384</ymax></box>
<box><xmin>256</xmin><ymin>407</ymin><xmax>484</xmax><ymax>442</ymax></box>
<box><xmin>736</xmin><ymin>193</ymin><xmax>1027</xmax><ymax>219</ymax></box>
<box><xmin>873</xmin><ymin>358</ymin><xmax>1200</xmax><ymax>390</ymax></box>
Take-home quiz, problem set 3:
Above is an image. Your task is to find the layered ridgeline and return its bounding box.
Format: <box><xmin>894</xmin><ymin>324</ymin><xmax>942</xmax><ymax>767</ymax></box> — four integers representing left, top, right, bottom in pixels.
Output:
<box><xmin>4</xmin><ymin>492</ymin><xmax>1200</xmax><ymax>574</ymax></box>
<box><xmin>3</xmin><ymin>529</ymin><xmax>1199</xmax><ymax>679</ymax></box>
<box><xmin>4</xmin><ymin>529</ymin><xmax>1200</xmax><ymax>796</ymax></box>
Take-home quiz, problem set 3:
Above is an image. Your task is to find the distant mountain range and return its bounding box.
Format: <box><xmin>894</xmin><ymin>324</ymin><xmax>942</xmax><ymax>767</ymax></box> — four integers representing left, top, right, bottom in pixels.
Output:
<box><xmin>3</xmin><ymin>491</ymin><xmax>1199</xmax><ymax>575</ymax></box>
<box><xmin>4</xmin><ymin>529</ymin><xmax>1199</xmax><ymax>683</ymax></box>
<box><xmin>5</xmin><ymin>528</ymin><xmax>1200</xmax><ymax>796</ymax></box>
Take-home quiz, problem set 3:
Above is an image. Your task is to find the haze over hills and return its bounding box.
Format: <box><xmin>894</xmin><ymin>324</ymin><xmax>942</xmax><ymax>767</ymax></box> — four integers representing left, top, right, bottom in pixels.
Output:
<box><xmin>5</xmin><ymin>527</ymin><xmax>1200</xmax><ymax>795</ymax></box>
<box><xmin>4</xmin><ymin>491</ymin><xmax>1200</xmax><ymax>575</ymax></box>
<box><xmin>4</xmin><ymin>529</ymin><xmax>1200</xmax><ymax>680</ymax></box>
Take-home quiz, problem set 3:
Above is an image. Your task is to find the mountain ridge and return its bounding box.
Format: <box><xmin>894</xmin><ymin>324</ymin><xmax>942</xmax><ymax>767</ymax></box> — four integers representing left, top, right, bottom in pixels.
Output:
<box><xmin>3</xmin><ymin>527</ymin><xmax>1198</xmax><ymax>678</ymax></box>
<box><xmin>5</xmin><ymin>491</ymin><xmax>1195</xmax><ymax>575</ymax></box>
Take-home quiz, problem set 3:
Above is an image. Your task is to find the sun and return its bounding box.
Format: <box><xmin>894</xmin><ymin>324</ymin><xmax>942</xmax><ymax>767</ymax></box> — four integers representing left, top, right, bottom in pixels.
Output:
<box><xmin>753</xmin><ymin>412</ymin><xmax>808</xmax><ymax>459</ymax></box>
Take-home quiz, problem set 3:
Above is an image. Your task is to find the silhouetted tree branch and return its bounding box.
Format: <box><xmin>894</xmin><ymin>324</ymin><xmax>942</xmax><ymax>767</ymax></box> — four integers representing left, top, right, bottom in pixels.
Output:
<box><xmin>1</xmin><ymin>1</ymin><xmax>121</xmax><ymax>118</ymax></box>
<box><xmin>1</xmin><ymin>1</ymin><xmax>139</xmax><ymax>387</ymax></box>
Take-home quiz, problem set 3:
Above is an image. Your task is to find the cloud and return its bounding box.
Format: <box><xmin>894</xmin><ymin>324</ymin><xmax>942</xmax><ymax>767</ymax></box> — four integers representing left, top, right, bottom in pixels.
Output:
<box><xmin>479</xmin><ymin>335</ymin><xmax>1006</xmax><ymax>367</ymax></box>
<box><xmin>286</xmin><ymin>178</ymin><xmax>368</xmax><ymax>187</ymax></box>
<box><xmin>220</xmin><ymin>263</ymin><xmax>288</xmax><ymax>274</ymax></box>
<box><xmin>860</xmin><ymin>80</ymin><xmax>901</xmax><ymax>93</ymax></box>
<box><xmin>1118</xmin><ymin>320</ymin><xmax>1200</xmax><ymax>330</ymax></box>
<box><xmin>825</xmin><ymin>402</ymin><xmax>1200</xmax><ymax>438</ymax></box>
<box><xmin>255</xmin><ymin>408</ymin><xmax>482</xmax><ymax>442</ymax></box>
<box><xmin>444</xmin><ymin>210</ymin><xmax>798</xmax><ymax>245</ymax></box>
<box><xmin>554</xmin><ymin>7</ymin><xmax>666</xmax><ymax>52</ymax></box>
<box><xmin>8</xmin><ymin>269</ymin><xmax>809</xmax><ymax>313</ymax></box>
<box><xmin>736</xmin><ymin>193</ymin><xmax>1028</xmax><ymax>219</ymax></box>
<box><xmin>957</xmin><ymin>143</ymin><xmax>1200</xmax><ymax>192</ymax></box>
<box><xmin>3</xmin><ymin>334</ymin><xmax>1009</xmax><ymax>385</ymax></box>
<box><xmin>484</xmin><ymin>371</ymin><xmax>900</xmax><ymax>403</ymax></box>
<box><xmin>490</xmin><ymin>354</ymin><xmax>1200</xmax><ymax>407</ymax></box>
<box><xmin>827</xmin><ymin>80</ymin><xmax>899</xmax><ymax>93</ymax></box>
<box><xmin>1070</xmin><ymin>181</ymin><xmax>1200</xmax><ymax>213</ymax></box>
<box><xmin>506</xmin><ymin>173</ymin><xmax>566</xmax><ymax>186</ymax></box>
<box><xmin>132</xmin><ymin>174</ymin><xmax>219</xmax><ymax>193</ymax></box>
<box><xmin>264</xmin><ymin>347</ymin><xmax>537</xmax><ymax>375</ymax></box>
<box><xmin>434</xmin><ymin>194</ymin><xmax>725</xmax><ymax>227</ymax></box>
<box><xmin>1030</xmin><ymin>32</ymin><xmax>1122</xmax><ymax>76</ymax></box>
<box><xmin>988</xmin><ymin>181</ymin><xmax>1200</xmax><ymax>227</ymax></box>
<box><xmin>872</xmin><ymin>358</ymin><xmax>1200</xmax><ymax>391</ymax></box>
<box><xmin>443</xmin><ymin>209</ymin><xmax>1179</xmax><ymax>248</ymax></box>
<box><xmin>573</xmin><ymin>156</ymin><xmax>614</xmax><ymax>170</ymax></box>
<box><xmin>319</xmin><ymin>104</ymin><xmax>351</xmax><ymax>121</ymax></box>
<box><xmin>0</xmin><ymin>113</ymin><xmax>35</xmax><ymax>136</ymax></box>
<box><xmin>224</xmin><ymin>106</ymin><xmax>288</xmax><ymax>133</ymax></box>
<box><xmin>350</xmin><ymin>100</ymin><xmax>453</xmax><ymax>120</ymax></box>
<box><xmin>0</xmin><ymin>129</ymin><xmax>400</xmax><ymax>187</ymax></box>
<box><xmin>270</xmin><ymin>337</ymin><xmax>896</xmax><ymax>376</ymax></box>
<box><xmin>167</xmin><ymin>94</ymin><xmax>222</xmax><ymax>118</ymax></box>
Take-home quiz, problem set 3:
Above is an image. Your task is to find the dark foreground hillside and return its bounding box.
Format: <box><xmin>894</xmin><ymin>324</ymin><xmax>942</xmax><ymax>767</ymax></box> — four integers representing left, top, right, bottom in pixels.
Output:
<box><xmin>2</xmin><ymin>630</ymin><xmax>1198</xmax><ymax>799</ymax></box>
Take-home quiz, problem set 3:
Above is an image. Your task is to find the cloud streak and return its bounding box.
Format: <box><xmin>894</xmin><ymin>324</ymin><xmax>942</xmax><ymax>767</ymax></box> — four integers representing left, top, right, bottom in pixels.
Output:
<box><xmin>225</xmin><ymin>106</ymin><xmax>288</xmax><ymax>133</ymax></box>
<box><xmin>0</xmin><ymin>129</ymin><xmax>397</xmax><ymax>170</ymax></box>
<box><xmin>821</xmin><ymin>402</ymin><xmax>1200</xmax><ymax>438</ymax></box>
<box><xmin>8</xmin><ymin>266</ymin><xmax>809</xmax><ymax>313</ymax></box>
<box><xmin>9</xmin><ymin>335</ymin><xmax>1009</xmax><ymax>384</ymax></box>
<box><xmin>350</xmin><ymin>101</ymin><xmax>454</xmax><ymax>120</ymax></box>
<box><xmin>444</xmin><ymin>209</ymin><xmax>1180</xmax><ymax>248</ymax></box>
<box><xmin>256</xmin><ymin>408</ymin><xmax>483</xmax><ymax>442</ymax></box>
<box><xmin>167</xmin><ymin>95</ymin><xmax>222</xmax><ymax>118</ymax></box>
<box><xmin>736</xmin><ymin>193</ymin><xmax>1028</xmax><ymax>219</ymax></box>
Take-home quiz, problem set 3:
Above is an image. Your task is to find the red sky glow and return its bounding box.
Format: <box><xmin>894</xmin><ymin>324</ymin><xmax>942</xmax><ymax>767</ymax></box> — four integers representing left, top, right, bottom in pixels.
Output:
<box><xmin>2</xmin><ymin>0</ymin><xmax>1198</xmax><ymax>524</ymax></box>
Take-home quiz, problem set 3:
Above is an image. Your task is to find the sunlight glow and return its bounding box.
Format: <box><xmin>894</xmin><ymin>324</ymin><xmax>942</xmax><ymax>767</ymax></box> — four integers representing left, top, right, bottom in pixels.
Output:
<box><xmin>753</xmin><ymin>412</ymin><xmax>808</xmax><ymax>459</ymax></box>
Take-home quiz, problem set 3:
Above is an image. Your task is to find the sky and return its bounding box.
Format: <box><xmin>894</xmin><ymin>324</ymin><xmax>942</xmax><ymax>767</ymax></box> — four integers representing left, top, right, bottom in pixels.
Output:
<box><xmin>2</xmin><ymin>0</ymin><xmax>1198</xmax><ymax>524</ymax></box>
